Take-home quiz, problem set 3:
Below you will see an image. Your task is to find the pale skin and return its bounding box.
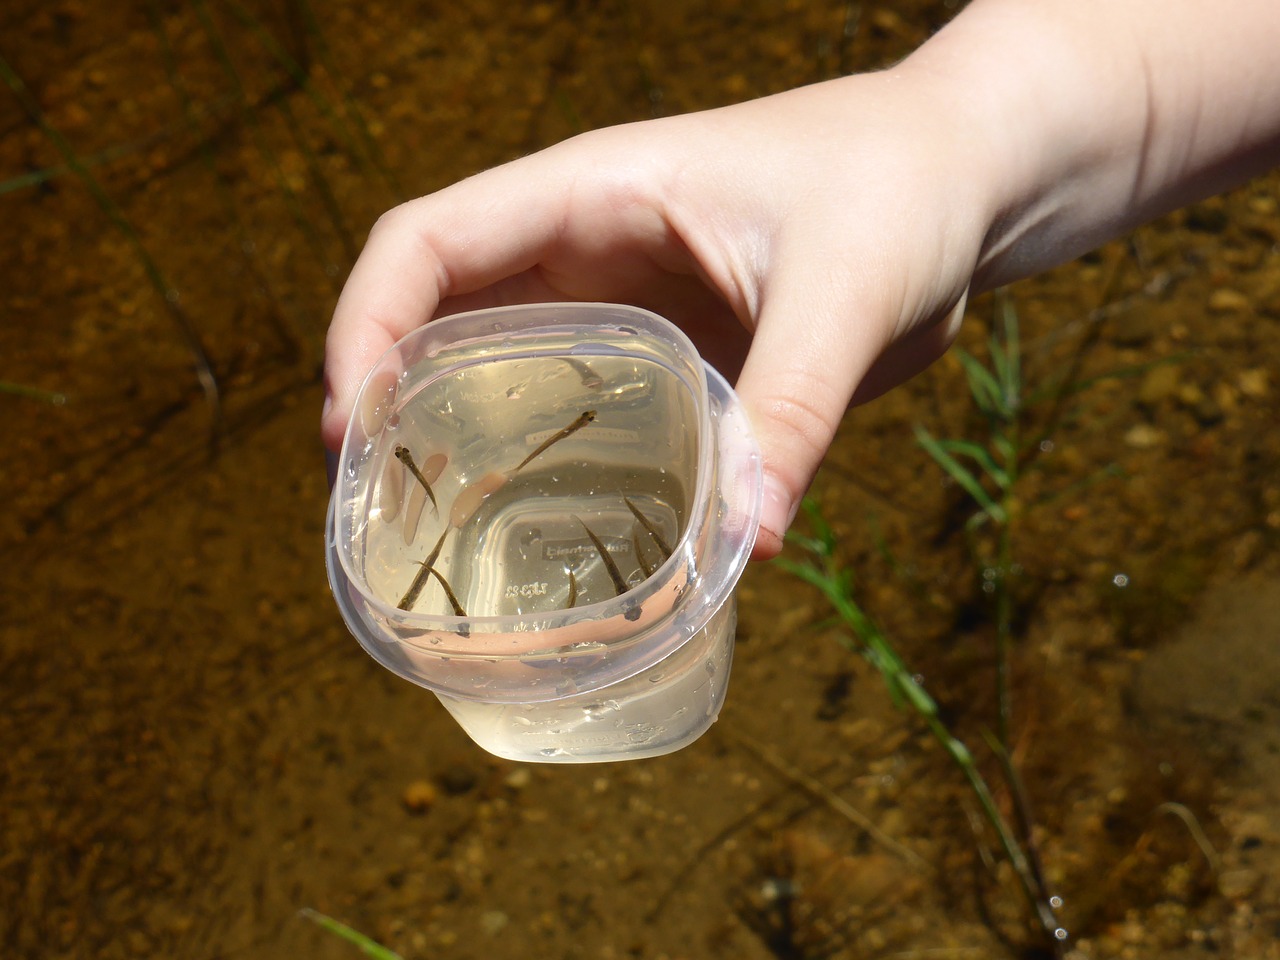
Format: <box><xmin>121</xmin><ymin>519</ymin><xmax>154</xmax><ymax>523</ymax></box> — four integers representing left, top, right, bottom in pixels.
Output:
<box><xmin>322</xmin><ymin>0</ymin><xmax>1280</xmax><ymax>560</ymax></box>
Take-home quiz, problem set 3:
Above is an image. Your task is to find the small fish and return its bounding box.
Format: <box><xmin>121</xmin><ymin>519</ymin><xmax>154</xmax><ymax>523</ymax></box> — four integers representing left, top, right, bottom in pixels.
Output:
<box><xmin>566</xmin><ymin>567</ymin><xmax>578</xmax><ymax>608</ymax></box>
<box><xmin>624</xmin><ymin>497</ymin><xmax>673</xmax><ymax>560</ymax></box>
<box><xmin>428</xmin><ymin>568</ymin><xmax>467</xmax><ymax>618</ymax></box>
<box><xmin>575</xmin><ymin>517</ymin><xmax>628</xmax><ymax>595</ymax></box>
<box><xmin>397</xmin><ymin>527</ymin><xmax>450</xmax><ymax>611</ymax></box>
<box><xmin>576</xmin><ymin>516</ymin><xmax>641</xmax><ymax>621</ymax></box>
<box><xmin>631</xmin><ymin>524</ymin><xmax>656</xmax><ymax>580</ymax></box>
<box><xmin>513</xmin><ymin>410</ymin><xmax>596</xmax><ymax>472</ymax></box>
<box><xmin>559</xmin><ymin>357</ymin><xmax>604</xmax><ymax>390</ymax></box>
<box><xmin>394</xmin><ymin>445</ymin><xmax>439</xmax><ymax>514</ymax></box>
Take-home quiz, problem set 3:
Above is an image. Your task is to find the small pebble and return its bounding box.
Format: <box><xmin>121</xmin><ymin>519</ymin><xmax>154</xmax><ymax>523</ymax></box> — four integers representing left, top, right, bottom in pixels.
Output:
<box><xmin>1208</xmin><ymin>288</ymin><xmax>1251</xmax><ymax>313</ymax></box>
<box><xmin>1124</xmin><ymin>424</ymin><xmax>1166</xmax><ymax>449</ymax></box>
<box><xmin>401</xmin><ymin>780</ymin><xmax>438</xmax><ymax>813</ymax></box>
<box><xmin>1110</xmin><ymin>312</ymin><xmax>1157</xmax><ymax>346</ymax></box>
<box><xmin>1238</xmin><ymin>368</ymin><xmax>1270</xmax><ymax>399</ymax></box>
<box><xmin>1138</xmin><ymin>364</ymin><xmax>1181</xmax><ymax>407</ymax></box>
<box><xmin>1248</xmin><ymin>195</ymin><xmax>1277</xmax><ymax>215</ymax></box>
<box><xmin>1217</xmin><ymin>868</ymin><xmax>1261</xmax><ymax>900</ymax></box>
<box><xmin>1192</xmin><ymin>396</ymin><xmax>1224</xmax><ymax>426</ymax></box>
<box><xmin>480</xmin><ymin>910</ymin><xmax>509</xmax><ymax>935</ymax></box>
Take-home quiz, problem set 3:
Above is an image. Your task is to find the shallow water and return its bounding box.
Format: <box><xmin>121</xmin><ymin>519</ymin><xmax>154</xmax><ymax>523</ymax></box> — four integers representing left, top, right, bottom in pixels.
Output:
<box><xmin>2</xmin><ymin>2</ymin><xmax>1279</xmax><ymax>958</ymax></box>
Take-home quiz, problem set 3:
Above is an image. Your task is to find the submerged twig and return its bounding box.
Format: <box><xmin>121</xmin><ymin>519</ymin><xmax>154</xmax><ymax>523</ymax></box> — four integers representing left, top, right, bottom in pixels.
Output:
<box><xmin>283</xmin><ymin>0</ymin><xmax>405</xmax><ymax>200</ymax></box>
<box><xmin>0</xmin><ymin>51</ymin><xmax>222</xmax><ymax>438</ymax></box>
<box><xmin>727</xmin><ymin>729</ymin><xmax>928</xmax><ymax>872</ymax></box>
<box><xmin>143</xmin><ymin>0</ymin><xmax>310</xmax><ymax>364</ymax></box>
<box><xmin>189</xmin><ymin>0</ymin><xmax>343</xmax><ymax>294</ymax></box>
<box><xmin>1155</xmin><ymin>801</ymin><xmax>1220</xmax><ymax>874</ymax></box>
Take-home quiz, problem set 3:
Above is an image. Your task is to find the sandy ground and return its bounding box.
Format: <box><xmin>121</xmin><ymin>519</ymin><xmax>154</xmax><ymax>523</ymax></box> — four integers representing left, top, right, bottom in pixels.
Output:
<box><xmin>2</xmin><ymin>2</ymin><xmax>1279</xmax><ymax>958</ymax></box>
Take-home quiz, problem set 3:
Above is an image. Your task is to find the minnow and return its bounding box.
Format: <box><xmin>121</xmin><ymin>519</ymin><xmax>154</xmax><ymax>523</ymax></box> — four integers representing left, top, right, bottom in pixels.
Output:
<box><xmin>575</xmin><ymin>517</ymin><xmax>628</xmax><ymax>595</ymax></box>
<box><xmin>631</xmin><ymin>524</ymin><xmax>656</xmax><ymax>580</ymax></box>
<box><xmin>394</xmin><ymin>445</ymin><xmax>439</xmax><ymax>514</ymax></box>
<box><xmin>513</xmin><ymin>410</ymin><xmax>596</xmax><ymax>472</ymax></box>
<box><xmin>428</xmin><ymin>568</ymin><xmax>467</xmax><ymax>618</ymax></box>
<box><xmin>575</xmin><ymin>516</ymin><xmax>641</xmax><ymax>621</ymax></box>
<box><xmin>623</xmin><ymin>497</ymin><xmax>673</xmax><ymax>560</ymax></box>
<box><xmin>397</xmin><ymin>527</ymin><xmax>449</xmax><ymax>611</ymax></box>
<box><xmin>559</xmin><ymin>357</ymin><xmax>604</xmax><ymax>390</ymax></box>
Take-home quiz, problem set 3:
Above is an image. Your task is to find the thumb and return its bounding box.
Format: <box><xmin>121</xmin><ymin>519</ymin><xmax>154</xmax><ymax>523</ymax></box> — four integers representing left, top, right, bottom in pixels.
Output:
<box><xmin>734</xmin><ymin>268</ymin><xmax>892</xmax><ymax>560</ymax></box>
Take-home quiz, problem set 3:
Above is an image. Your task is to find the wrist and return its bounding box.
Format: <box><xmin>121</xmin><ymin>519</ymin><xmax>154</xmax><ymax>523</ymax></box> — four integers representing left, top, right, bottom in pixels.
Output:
<box><xmin>896</xmin><ymin>2</ymin><xmax>1150</xmax><ymax>290</ymax></box>
<box><xmin>902</xmin><ymin>0</ymin><xmax>1280</xmax><ymax>292</ymax></box>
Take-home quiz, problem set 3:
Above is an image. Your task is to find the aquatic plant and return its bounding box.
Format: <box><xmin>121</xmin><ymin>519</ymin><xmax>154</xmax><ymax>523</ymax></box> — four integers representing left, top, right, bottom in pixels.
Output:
<box><xmin>777</xmin><ymin>499</ymin><xmax>1066</xmax><ymax>955</ymax></box>
<box><xmin>300</xmin><ymin>908</ymin><xmax>403</xmax><ymax>959</ymax></box>
<box><xmin>778</xmin><ymin>292</ymin><xmax>1076</xmax><ymax>956</ymax></box>
<box><xmin>0</xmin><ymin>379</ymin><xmax>67</xmax><ymax>405</ymax></box>
<box><xmin>0</xmin><ymin>51</ymin><xmax>222</xmax><ymax>433</ymax></box>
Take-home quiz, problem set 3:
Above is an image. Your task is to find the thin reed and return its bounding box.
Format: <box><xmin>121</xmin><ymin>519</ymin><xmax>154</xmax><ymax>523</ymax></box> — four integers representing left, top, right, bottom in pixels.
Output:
<box><xmin>778</xmin><ymin>293</ymin><xmax>1079</xmax><ymax>955</ymax></box>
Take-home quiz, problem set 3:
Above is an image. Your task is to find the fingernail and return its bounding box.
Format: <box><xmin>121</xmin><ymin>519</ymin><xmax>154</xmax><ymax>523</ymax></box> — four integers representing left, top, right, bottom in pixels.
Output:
<box><xmin>759</xmin><ymin>472</ymin><xmax>798</xmax><ymax>545</ymax></box>
<box><xmin>321</xmin><ymin>390</ymin><xmax>334</xmax><ymax>424</ymax></box>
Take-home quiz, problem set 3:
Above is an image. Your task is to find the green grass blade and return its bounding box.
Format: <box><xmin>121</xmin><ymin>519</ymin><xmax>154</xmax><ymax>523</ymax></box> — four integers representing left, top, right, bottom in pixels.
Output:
<box><xmin>932</xmin><ymin>437</ymin><xmax>1009</xmax><ymax>488</ymax></box>
<box><xmin>776</xmin><ymin>503</ymin><xmax>1059</xmax><ymax>948</ymax></box>
<box><xmin>299</xmin><ymin>909</ymin><xmax>403</xmax><ymax>960</ymax></box>
<box><xmin>914</xmin><ymin>425</ymin><xmax>1007</xmax><ymax>522</ymax></box>
<box><xmin>998</xmin><ymin>292</ymin><xmax>1021</xmax><ymax>407</ymax></box>
<box><xmin>990</xmin><ymin>432</ymin><xmax>1016</xmax><ymax>466</ymax></box>
<box><xmin>796</xmin><ymin>497</ymin><xmax>836</xmax><ymax>553</ymax></box>
<box><xmin>988</xmin><ymin>331</ymin><xmax>1014</xmax><ymax>410</ymax></box>
<box><xmin>0</xmin><ymin>379</ymin><xmax>68</xmax><ymax>404</ymax></box>
<box><xmin>955</xmin><ymin>348</ymin><xmax>1003</xmax><ymax>416</ymax></box>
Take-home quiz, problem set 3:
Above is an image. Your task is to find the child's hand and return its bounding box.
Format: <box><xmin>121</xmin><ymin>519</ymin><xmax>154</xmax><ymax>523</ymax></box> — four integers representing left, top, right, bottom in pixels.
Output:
<box><xmin>323</xmin><ymin>72</ymin><xmax>998</xmax><ymax>557</ymax></box>
<box><xmin>323</xmin><ymin>0</ymin><xmax>1280</xmax><ymax>558</ymax></box>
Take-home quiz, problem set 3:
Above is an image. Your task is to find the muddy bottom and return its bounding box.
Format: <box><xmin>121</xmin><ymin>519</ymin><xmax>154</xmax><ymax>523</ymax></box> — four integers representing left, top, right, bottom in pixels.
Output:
<box><xmin>2</xmin><ymin>2</ymin><xmax>1279</xmax><ymax>959</ymax></box>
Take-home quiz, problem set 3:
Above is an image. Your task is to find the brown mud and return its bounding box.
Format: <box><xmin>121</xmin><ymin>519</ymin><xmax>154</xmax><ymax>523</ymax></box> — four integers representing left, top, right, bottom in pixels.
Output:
<box><xmin>2</xmin><ymin>2</ymin><xmax>1278</xmax><ymax>959</ymax></box>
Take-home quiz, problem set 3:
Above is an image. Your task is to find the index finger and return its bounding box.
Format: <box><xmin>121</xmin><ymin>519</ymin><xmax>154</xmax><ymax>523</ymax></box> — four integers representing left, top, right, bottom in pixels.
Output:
<box><xmin>321</xmin><ymin>152</ymin><xmax>575</xmax><ymax>451</ymax></box>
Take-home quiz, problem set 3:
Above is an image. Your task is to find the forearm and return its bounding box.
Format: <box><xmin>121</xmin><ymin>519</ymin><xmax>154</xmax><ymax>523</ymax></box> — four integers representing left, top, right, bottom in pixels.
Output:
<box><xmin>902</xmin><ymin>0</ymin><xmax>1280</xmax><ymax>289</ymax></box>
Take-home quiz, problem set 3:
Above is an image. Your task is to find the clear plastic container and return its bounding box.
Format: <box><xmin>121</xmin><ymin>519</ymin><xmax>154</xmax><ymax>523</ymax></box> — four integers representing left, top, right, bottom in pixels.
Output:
<box><xmin>325</xmin><ymin>302</ymin><xmax>762</xmax><ymax>762</ymax></box>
